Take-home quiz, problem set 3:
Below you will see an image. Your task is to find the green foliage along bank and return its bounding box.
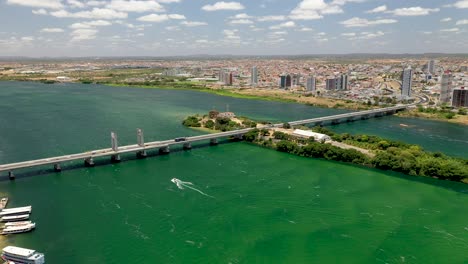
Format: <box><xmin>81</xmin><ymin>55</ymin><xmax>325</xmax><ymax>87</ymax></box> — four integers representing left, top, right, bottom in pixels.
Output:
<box><xmin>242</xmin><ymin>128</ymin><xmax>468</xmax><ymax>184</ymax></box>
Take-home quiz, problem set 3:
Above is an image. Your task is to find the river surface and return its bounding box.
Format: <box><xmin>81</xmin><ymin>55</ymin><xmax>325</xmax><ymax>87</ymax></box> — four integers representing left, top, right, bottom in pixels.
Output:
<box><xmin>0</xmin><ymin>82</ymin><xmax>467</xmax><ymax>263</ymax></box>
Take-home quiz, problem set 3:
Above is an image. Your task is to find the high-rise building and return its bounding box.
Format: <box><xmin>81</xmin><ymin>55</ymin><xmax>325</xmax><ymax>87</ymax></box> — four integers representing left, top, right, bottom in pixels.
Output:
<box><xmin>225</xmin><ymin>72</ymin><xmax>233</xmax><ymax>85</ymax></box>
<box><xmin>401</xmin><ymin>67</ymin><xmax>413</xmax><ymax>98</ymax></box>
<box><xmin>452</xmin><ymin>88</ymin><xmax>468</xmax><ymax>107</ymax></box>
<box><xmin>428</xmin><ymin>60</ymin><xmax>435</xmax><ymax>74</ymax></box>
<box><xmin>280</xmin><ymin>74</ymin><xmax>292</xmax><ymax>89</ymax></box>
<box><xmin>251</xmin><ymin>66</ymin><xmax>258</xmax><ymax>86</ymax></box>
<box><xmin>306</xmin><ymin>76</ymin><xmax>316</xmax><ymax>92</ymax></box>
<box><xmin>218</xmin><ymin>69</ymin><xmax>225</xmax><ymax>83</ymax></box>
<box><xmin>439</xmin><ymin>71</ymin><xmax>453</xmax><ymax>105</ymax></box>
<box><xmin>280</xmin><ymin>75</ymin><xmax>287</xmax><ymax>88</ymax></box>
<box><xmin>292</xmin><ymin>74</ymin><xmax>301</xmax><ymax>87</ymax></box>
<box><xmin>326</xmin><ymin>78</ymin><xmax>336</xmax><ymax>90</ymax></box>
<box><xmin>340</xmin><ymin>74</ymin><xmax>348</xmax><ymax>90</ymax></box>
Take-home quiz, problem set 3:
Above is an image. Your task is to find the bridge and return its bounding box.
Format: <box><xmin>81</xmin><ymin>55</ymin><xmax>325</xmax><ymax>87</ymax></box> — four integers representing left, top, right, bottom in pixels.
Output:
<box><xmin>0</xmin><ymin>105</ymin><xmax>408</xmax><ymax>179</ymax></box>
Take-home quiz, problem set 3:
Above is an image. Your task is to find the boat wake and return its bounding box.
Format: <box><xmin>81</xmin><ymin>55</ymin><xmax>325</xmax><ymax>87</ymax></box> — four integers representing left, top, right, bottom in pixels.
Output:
<box><xmin>171</xmin><ymin>178</ymin><xmax>215</xmax><ymax>198</ymax></box>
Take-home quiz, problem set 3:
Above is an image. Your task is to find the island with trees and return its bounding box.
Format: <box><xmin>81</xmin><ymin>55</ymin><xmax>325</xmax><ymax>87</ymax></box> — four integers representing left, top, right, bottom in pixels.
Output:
<box><xmin>183</xmin><ymin>112</ymin><xmax>468</xmax><ymax>184</ymax></box>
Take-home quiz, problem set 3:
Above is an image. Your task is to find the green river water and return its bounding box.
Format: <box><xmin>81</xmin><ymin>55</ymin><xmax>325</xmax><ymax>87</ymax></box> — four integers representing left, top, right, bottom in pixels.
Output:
<box><xmin>0</xmin><ymin>82</ymin><xmax>467</xmax><ymax>263</ymax></box>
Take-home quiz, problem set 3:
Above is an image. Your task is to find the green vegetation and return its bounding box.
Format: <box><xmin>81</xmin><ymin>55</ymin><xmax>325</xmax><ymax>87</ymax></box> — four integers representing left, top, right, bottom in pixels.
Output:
<box><xmin>416</xmin><ymin>105</ymin><xmax>460</xmax><ymax>120</ymax></box>
<box><xmin>236</xmin><ymin>125</ymin><xmax>468</xmax><ymax>184</ymax></box>
<box><xmin>182</xmin><ymin>112</ymin><xmax>257</xmax><ymax>132</ymax></box>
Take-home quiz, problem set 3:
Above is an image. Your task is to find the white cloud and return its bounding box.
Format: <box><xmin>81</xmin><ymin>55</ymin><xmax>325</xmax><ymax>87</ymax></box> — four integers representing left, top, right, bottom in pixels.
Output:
<box><xmin>67</xmin><ymin>0</ymin><xmax>86</xmax><ymax>8</ymax></box>
<box><xmin>231</xmin><ymin>13</ymin><xmax>252</xmax><ymax>19</ymax></box>
<box><xmin>32</xmin><ymin>9</ymin><xmax>48</xmax><ymax>15</ymax></box>
<box><xmin>390</xmin><ymin>7</ymin><xmax>440</xmax><ymax>16</ymax></box>
<box><xmin>6</xmin><ymin>0</ymin><xmax>63</xmax><ymax>9</ymax></box>
<box><xmin>40</xmin><ymin>27</ymin><xmax>64</xmax><ymax>33</ymax></box>
<box><xmin>180</xmin><ymin>21</ymin><xmax>208</xmax><ymax>27</ymax></box>
<box><xmin>456</xmin><ymin>19</ymin><xmax>468</xmax><ymax>25</ymax></box>
<box><xmin>223</xmin><ymin>29</ymin><xmax>241</xmax><ymax>41</ymax></box>
<box><xmin>366</xmin><ymin>5</ymin><xmax>387</xmax><ymax>13</ymax></box>
<box><xmin>289</xmin><ymin>0</ymin><xmax>365</xmax><ymax>20</ymax></box>
<box><xmin>69</xmin><ymin>20</ymin><xmax>112</xmax><ymax>28</ymax></box>
<box><xmin>340</xmin><ymin>17</ymin><xmax>398</xmax><ymax>27</ymax></box>
<box><xmin>137</xmin><ymin>13</ymin><xmax>185</xmax><ymax>22</ymax></box>
<box><xmin>343</xmin><ymin>31</ymin><xmax>385</xmax><ymax>40</ymax></box>
<box><xmin>440</xmin><ymin>17</ymin><xmax>452</xmax><ymax>22</ymax></box>
<box><xmin>202</xmin><ymin>1</ymin><xmax>245</xmax><ymax>11</ymax></box>
<box><xmin>21</xmin><ymin>36</ymin><xmax>34</xmax><ymax>41</ymax></box>
<box><xmin>86</xmin><ymin>1</ymin><xmax>106</xmax><ymax>6</ymax></box>
<box><xmin>106</xmin><ymin>0</ymin><xmax>165</xmax><ymax>13</ymax></box>
<box><xmin>70</xmin><ymin>28</ymin><xmax>98</xmax><ymax>41</ymax></box>
<box><xmin>50</xmin><ymin>8</ymin><xmax>128</xmax><ymax>19</ymax></box>
<box><xmin>229</xmin><ymin>19</ymin><xmax>253</xmax><ymax>24</ymax></box>
<box><xmin>269</xmin><ymin>21</ymin><xmax>296</xmax><ymax>30</ymax></box>
<box><xmin>257</xmin><ymin>15</ymin><xmax>286</xmax><ymax>22</ymax></box>
<box><xmin>158</xmin><ymin>0</ymin><xmax>181</xmax><ymax>3</ymax></box>
<box><xmin>296</xmin><ymin>27</ymin><xmax>313</xmax><ymax>31</ymax></box>
<box><xmin>440</xmin><ymin>27</ymin><xmax>459</xmax><ymax>32</ymax></box>
<box><xmin>453</xmin><ymin>0</ymin><xmax>468</xmax><ymax>8</ymax></box>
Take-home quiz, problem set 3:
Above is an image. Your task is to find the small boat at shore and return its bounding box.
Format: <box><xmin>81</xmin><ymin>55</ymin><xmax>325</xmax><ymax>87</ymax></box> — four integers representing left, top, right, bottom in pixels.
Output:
<box><xmin>1</xmin><ymin>246</ymin><xmax>45</xmax><ymax>264</ymax></box>
<box><xmin>0</xmin><ymin>206</ymin><xmax>31</xmax><ymax>216</ymax></box>
<box><xmin>3</xmin><ymin>221</ymin><xmax>32</xmax><ymax>227</ymax></box>
<box><xmin>1</xmin><ymin>214</ymin><xmax>29</xmax><ymax>222</ymax></box>
<box><xmin>1</xmin><ymin>223</ymin><xmax>35</xmax><ymax>235</ymax></box>
<box><xmin>0</xmin><ymin>198</ymin><xmax>8</xmax><ymax>210</ymax></box>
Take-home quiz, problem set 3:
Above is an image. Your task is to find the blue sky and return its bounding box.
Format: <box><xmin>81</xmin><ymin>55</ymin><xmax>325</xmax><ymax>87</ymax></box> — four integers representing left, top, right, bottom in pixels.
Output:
<box><xmin>0</xmin><ymin>0</ymin><xmax>467</xmax><ymax>56</ymax></box>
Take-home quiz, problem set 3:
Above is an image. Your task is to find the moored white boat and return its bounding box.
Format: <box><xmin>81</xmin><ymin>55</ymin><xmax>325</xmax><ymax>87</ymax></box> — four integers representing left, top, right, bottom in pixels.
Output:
<box><xmin>0</xmin><ymin>206</ymin><xmax>32</xmax><ymax>216</ymax></box>
<box><xmin>4</xmin><ymin>221</ymin><xmax>32</xmax><ymax>227</ymax></box>
<box><xmin>1</xmin><ymin>223</ymin><xmax>35</xmax><ymax>235</ymax></box>
<box><xmin>1</xmin><ymin>246</ymin><xmax>45</xmax><ymax>264</ymax></box>
<box><xmin>1</xmin><ymin>215</ymin><xmax>29</xmax><ymax>222</ymax></box>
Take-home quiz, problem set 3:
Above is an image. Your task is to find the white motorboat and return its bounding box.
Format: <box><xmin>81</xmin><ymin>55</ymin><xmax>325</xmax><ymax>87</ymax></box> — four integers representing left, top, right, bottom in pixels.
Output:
<box><xmin>1</xmin><ymin>246</ymin><xmax>44</xmax><ymax>264</ymax></box>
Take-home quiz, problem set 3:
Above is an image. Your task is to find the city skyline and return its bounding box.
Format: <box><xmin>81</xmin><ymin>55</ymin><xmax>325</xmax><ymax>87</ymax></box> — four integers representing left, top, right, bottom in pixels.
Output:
<box><xmin>0</xmin><ymin>0</ymin><xmax>468</xmax><ymax>57</ymax></box>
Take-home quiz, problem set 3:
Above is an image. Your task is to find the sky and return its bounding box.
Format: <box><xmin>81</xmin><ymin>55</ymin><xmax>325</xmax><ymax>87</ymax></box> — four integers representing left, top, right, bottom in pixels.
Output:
<box><xmin>0</xmin><ymin>0</ymin><xmax>467</xmax><ymax>57</ymax></box>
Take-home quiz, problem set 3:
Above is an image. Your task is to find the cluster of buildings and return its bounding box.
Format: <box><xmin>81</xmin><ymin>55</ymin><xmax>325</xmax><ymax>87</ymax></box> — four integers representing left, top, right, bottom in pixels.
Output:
<box><xmin>2</xmin><ymin>57</ymin><xmax>468</xmax><ymax>108</ymax></box>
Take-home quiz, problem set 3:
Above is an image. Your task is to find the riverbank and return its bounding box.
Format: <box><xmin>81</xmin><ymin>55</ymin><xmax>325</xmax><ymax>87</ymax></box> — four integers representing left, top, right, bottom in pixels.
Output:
<box><xmin>396</xmin><ymin>109</ymin><xmax>468</xmax><ymax>125</ymax></box>
<box><xmin>109</xmin><ymin>82</ymin><xmax>468</xmax><ymax>125</ymax></box>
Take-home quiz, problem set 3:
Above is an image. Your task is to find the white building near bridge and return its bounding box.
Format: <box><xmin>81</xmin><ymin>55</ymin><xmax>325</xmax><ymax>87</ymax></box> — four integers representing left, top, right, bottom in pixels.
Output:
<box><xmin>292</xmin><ymin>129</ymin><xmax>331</xmax><ymax>142</ymax></box>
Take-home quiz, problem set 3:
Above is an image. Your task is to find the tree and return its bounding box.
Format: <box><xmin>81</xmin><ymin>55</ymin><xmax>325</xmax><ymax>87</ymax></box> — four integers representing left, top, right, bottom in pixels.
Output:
<box><xmin>208</xmin><ymin>110</ymin><xmax>219</xmax><ymax>119</ymax></box>
<box><xmin>243</xmin><ymin>129</ymin><xmax>259</xmax><ymax>142</ymax></box>
<box><xmin>283</xmin><ymin>122</ymin><xmax>291</xmax><ymax>129</ymax></box>
<box><xmin>205</xmin><ymin>120</ymin><xmax>215</xmax><ymax>129</ymax></box>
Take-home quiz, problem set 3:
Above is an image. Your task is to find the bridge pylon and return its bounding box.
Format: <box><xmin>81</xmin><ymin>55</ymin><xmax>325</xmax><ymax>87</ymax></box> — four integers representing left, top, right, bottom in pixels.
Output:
<box><xmin>111</xmin><ymin>132</ymin><xmax>121</xmax><ymax>163</ymax></box>
<box><xmin>136</xmin><ymin>128</ymin><xmax>147</xmax><ymax>158</ymax></box>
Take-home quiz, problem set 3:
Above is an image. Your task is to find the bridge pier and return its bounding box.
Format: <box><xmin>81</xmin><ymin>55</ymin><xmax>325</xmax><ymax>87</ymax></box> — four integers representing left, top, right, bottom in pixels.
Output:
<box><xmin>210</xmin><ymin>138</ymin><xmax>218</xmax><ymax>145</ymax></box>
<box><xmin>54</xmin><ymin>163</ymin><xmax>62</xmax><ymax>172</ymax></box>
<box><xmin>8</xmin><ymin>171</ymin><xmax>14</xmax><ymax>180</ymax></box>
<box><xmin>331</xmin><ymin>119</ymin><xmax>340</xmax><ymax>125</ymax></box>
<box><xmin>346</xmin><ymin>117</ymin><xmax>355</xmax><ymax>122</ymax></box>
<box><xmin>232</xmin><ymin>134</ymin><xmax>243</xmax><ymax>141</ymax></box>
<box><xmin>183</xmin><ymin>142</ymin><xmax>192</xmax><ymax>150</ymax></box>
<box><xmin>136</xmin><ymin>150</ymin><xmax>147</xmax><ymax>159</ymax></box>
<box><xmin>111</xmin><ymin>154</ymin><xmax>121</xmax><ymax>163</ymax></box>
<box><xmin>84</xmin><ymin>157</ymin><xmax>95</xmax><ymax>167</ymax></box>
<box><xmin>361</xmin><ymin>114</ymin><xmax>369</xmax><ymax>120</ymax></box>
<box><xmin>314</xmin><ymin>121</ymin><xmax>323</xmax><ymax>127</ymax></box>
<box><xmin>159</xmin><ymin>146</ymin><xmax>170</xmax><ymax>154</ymax></box>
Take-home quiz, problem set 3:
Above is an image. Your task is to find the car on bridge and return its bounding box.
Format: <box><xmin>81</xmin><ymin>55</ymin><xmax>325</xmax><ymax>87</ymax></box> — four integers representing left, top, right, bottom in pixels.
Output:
<box><xmin>174</xmin><ymin>137</ymin><xmax>187</xmax><ymax>142</ymax></box>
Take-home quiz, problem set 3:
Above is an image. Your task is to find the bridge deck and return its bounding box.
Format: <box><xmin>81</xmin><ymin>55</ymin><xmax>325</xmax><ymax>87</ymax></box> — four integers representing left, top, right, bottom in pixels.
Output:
<box><xmin>0</xmin><ymin>105</ymin><xmax>407</xmax><ymax>173</ymax></box>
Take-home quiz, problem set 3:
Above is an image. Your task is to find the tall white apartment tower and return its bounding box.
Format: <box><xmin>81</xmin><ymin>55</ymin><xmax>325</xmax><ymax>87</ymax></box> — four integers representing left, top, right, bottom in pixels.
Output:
<box><xmin>401</xmin><ymin>67</ymin><xmax>413</xmax><ymax>98</ymax></box>
<box><xmin>439</xmin><ymin>71</ymin><xmax>453</xmax><ymax>105</ymax></box>
<box><xmin>428</xmin><ymin>60</ymin><xmax>435</xmax><ymax>74</ymax></box>
<box><xmin>306</xmin><ymin>76</ymin><xmax>316</xmax><ymax>92</ymax></box>
<box><xmin>251</xmin><ymin>66</ymin><xmax>258</xmax><ymax>86</ymax></box>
